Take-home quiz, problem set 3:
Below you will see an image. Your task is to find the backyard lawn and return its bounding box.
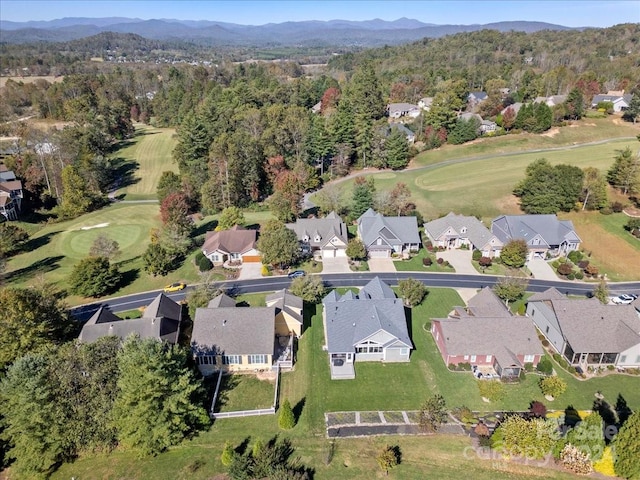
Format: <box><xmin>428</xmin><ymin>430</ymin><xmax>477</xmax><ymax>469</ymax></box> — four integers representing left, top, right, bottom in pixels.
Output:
<box><xmin>215</xmin><ymin>374</ymin><xmax>276</xmax><ymax>413</ymax></box>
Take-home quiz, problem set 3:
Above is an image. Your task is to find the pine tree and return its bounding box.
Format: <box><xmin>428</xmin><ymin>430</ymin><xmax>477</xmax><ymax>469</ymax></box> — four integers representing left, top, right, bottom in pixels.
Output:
<box><xmin>385</xmin><ymin>128</ymin><xmax>410</xmax><ymax>170</ymax></box>
<box><xmin>278</xmin><ymin>398</ymin><xmax>296</xmax><ymax>430</ymax></box>
<box><xmin>351</xmin><ymin>176</ymin><xmax>375</xmax><ymax>219</ymax></box>
<box><xmin>613</xmin><ymin>410</ymin><xmax>640</xmax><ymax>479</ymax></box>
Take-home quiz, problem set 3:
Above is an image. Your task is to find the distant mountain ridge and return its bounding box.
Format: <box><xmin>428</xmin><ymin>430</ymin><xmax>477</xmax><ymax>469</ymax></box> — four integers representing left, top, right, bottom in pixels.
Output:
<box><xmin>0</xmin><ymin>17</ymin><xmax>580</xmax><ymax>46</ymax></box>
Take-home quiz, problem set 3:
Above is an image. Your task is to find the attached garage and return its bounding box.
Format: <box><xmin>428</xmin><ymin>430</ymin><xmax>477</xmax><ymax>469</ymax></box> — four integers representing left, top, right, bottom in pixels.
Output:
<box><xmin>322</xmin><ymin>248</ymin><xmax>336</xmax><ymax>258</ymax></box>
<box><xmin>369</xmin><ymin>249</ymin><xmax>390</xmax><ymax>258</ymax></box>
<box><xmin>242</xmin><ymin>255</ymin><xmax>262</xmax><ymax>263</ymax></box>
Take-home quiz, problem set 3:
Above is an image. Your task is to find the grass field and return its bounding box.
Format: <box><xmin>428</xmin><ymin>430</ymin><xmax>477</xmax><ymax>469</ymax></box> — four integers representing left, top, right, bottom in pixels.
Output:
<box><xmin>113</xmin><ymin>124</ymin><xmax>178</xmax><ymax>200</ymax></box>
<box><xmin>216</xmin><ymin>375</ymin><xmax>275</xmax><ymax>412</ymax></box>
<box><xmin>49</xmin><ymin>287</ymin><xmax>638</xmax><ymax>480</ymax></box>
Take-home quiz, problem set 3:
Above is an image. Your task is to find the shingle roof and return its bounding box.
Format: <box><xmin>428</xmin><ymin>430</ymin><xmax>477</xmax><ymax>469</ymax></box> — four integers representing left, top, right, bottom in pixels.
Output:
<box><xmin>528</xmin><ymin>287</ymin><xmax>565</xmax><ymax>302</ymax></box>
<box><xmin>208</xmin><ymin>293</ymin><xmax>237</xmax><ymax>308</ymax></box>
<box><xmin>434</xmin><ymin>316</ymin><xmax>543</xmax><ymax>368</ymax></box>
<box><xmin>266</xmin><ymin>289</ymin><xmax>303</xmax><ymax>326</ymax></box>
<box><xmin>191</xmin><ymin>306</ymin><xmax>275</xmax><ymax>355</ymax></box>
<box><xmin>491</xmin><ymin>214</ymin><xmax>580</xmax><ymax>247</ymax></box>
<box><xmin>545</xmin><ymin>298</ymin><xmax>640</xmax><ymax>353</ymax></box>
<box><xmin>465</xmin><ymin>287</ymin><xmax>512</xmax><ymax>318</ymax></box>
<box><xmin>322</xmin><ymin>277</ymin><xmax>412</xmax><ymax>353</ymax></box>
<box><xmin>357</xmin><ymin>209</ymin><xmax>420</xmax><ymax>248</ymax></box>
<box><xmin>591</xmin><ymin>94</ymin><xmax>633</xmax><ymax>104</ymax></box>
<box><xmin>286</xmin><ymin>212</ymin><xmax>347</xmax><ymax>249</ymax></box>
<box><xmin>78</xmin><ymin>294</ymin><xmax>181</xmax><ymax>344</ymax></box>
<box><xmin>201</xmin><ymin>225</ymin><xmax>257</xmax><ymax>256</ymax></box>
<box><xmin>387</xmin><ymin>103</ymin><xmax>419</xmax><ymax>115</ymax></box>
<box><xmin>468</xmin><ymin>91</ymin><xmax>488</xmax><ymax>101</ymax></box>
<box><xmin>424</xmin><ymin>212</ymin><xmax>501</xmax><ymax>251</ymax></box>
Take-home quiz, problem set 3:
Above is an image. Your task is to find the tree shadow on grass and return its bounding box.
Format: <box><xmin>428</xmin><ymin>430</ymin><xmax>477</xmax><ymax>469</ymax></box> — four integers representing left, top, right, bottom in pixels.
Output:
<box><xmin>193</xmin><ymin>219</ymin><xmax>218</xmax><ymax>238</ymax></box>
<box><xmin>293</xmin><ymin>397</ymin><xmax>306</xmax><ymax>423</ymax></box>
<box><xmin>117</xmin><ymin>268</ymin><xmax>140</xmax><ymax>290</ymax></box>
<box><xmin>17</xmin><ymin>231</ymin><xmax>59</xmax><ymax>254</ymax></box>
<box><xmin>109</xmin><ymin>157</ymin><xmax>140</xmax><ymax>191</ymax></box>
<box><xmin>4</xmin><ymin>255</ymin><xmax>64</xmax><ymax>283</ymax></box>
<box><xmin>214</xmin><ymin>374</ymin><xmax>240</xmax><ymax>412</ymax></box>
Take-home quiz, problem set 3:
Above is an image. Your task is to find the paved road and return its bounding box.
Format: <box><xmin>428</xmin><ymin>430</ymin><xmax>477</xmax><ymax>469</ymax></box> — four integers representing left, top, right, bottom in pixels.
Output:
<box><xmin>69</xmin><ymin>272</ymin><xmax>640</xmax><ymax>321</ymax></box>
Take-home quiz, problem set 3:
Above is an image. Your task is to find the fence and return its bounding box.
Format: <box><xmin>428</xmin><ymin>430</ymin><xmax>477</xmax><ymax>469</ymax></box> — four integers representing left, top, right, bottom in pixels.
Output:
<box><xmin>209</xmin><ymin>364</ymin><xmax>280</xmax><ymax>420</ymax></box>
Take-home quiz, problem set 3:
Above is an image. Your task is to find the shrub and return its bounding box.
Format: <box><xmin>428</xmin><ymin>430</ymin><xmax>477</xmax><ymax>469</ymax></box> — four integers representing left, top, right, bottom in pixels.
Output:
<box><xmin>437</xmin><ymin>257</ymin><xmax>444</xmax><ymax>265</ymax></box>
<box><xmin>537</xmin><ymin>356</ymin><xmax>553</xmax><ymax>375</ymax></box>
<box><xmin>524</xmin><ymin>362</ymin><xmax>534</xmax><ymax>372</ymax></box>
<box><xmin>577</xmin><ymin>260</ymin><xmax>589</xmax><ymax>269</ymax></box>
<box><xmin>567</xmin><ymin>273</ymin><xmax>575</xmax><ymax>280</ymax></box>
<box><xmin>574</xmin><ymin>271</ymin><xmax>584</xmax><ymax>280</ymax></box>
<box><xmin>539</xmin><ymin>376</ymin><xmax>567</xmax><ymax>398</ymax></box>
<box><xmin>541</xmin><ymin>339</ymin><xmax>550</xmax><ymax>347</ymax></box>
<box><xmin>261</xmin><ymin>264</ymin><xmax>270</xmax><ymax>276</ymax></box>
<box><xmin>376</xmin><ymin>445</ymin><xmax>400</xmax><ymax>475</ymax></box>
<box><xmin>584</xmin><ymin>264</ymin><xmax>599</xmax><ymax>277</ymax></box>
<box><xmin>478</xmin><ymin>256</ymin><xmax>493</xmax><ymax>269</ymax></box>
<box><xmin>278</xmin><ymin>399</ymin><xmax>296</xmax><ymax>430</ymax></box>
<box><xmin>600</xmin><ymin>206</ymin><xmax>613</xmax><ymax>215</ymax></box>
<box><xmin>560</xmin><ymin>444</ymin><xmax>593</xmax><ymax>475</ymax></box>
<box><xmin>477</xmin><ymin>380</ymin><xmax>505</xmax><ymax>402</ymax></box>
<box><xmin>557</xmin><ymin>263</ymin><xmax>573</xmax><ymax>276</ymax></box>
<box><xmin>529</xmin><ymin>400</ymin><xmax>547</xmax><ymax>418</ymax></box>
<box><xmin>611</xmin><ymin>201</ymin><xmax>624</xmax><ymax>213</ymax></box>
<box><xmin>423</xmin><ymin>257</ymin><xmax>432</xmax><ymax>266</ymax></box>
<box><xmin>221</xmin><ymin>440</ymin><xmax>235</xmax><ymax>467</ymax></box>
<box><xmin>472</xmin><ymin>250</ymin><xmax>483</xmax><ymax>261</ymax></box>
<box><xmin>567</xmin><ymin>250</ymin><xmax>583</xmax><ymax>263</ymax></box>
<box><xmin>195</xmin><ymin>251</ymin><xmax>213</xmax><ymax>271</ymax></box>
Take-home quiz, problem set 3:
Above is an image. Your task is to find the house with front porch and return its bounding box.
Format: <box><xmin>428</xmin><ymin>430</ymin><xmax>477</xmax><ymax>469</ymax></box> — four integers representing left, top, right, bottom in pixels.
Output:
<box><xmin>322</xmin><ymin>277</ymin><xmax>413</xmax><ymax>380</ymax></box>
<box><xmin>527</xmin><ymin>288</ymin><xmax>640</xmax><ymax>370</ymax></box>
<box><xmin>491</xmin><ymin>214</ymin><xmax>580</xmax><ymax>260</ymax></box>
<box><xmin>286</xmin><ymin>211</ymin><xmax>348</xmax><ymax>259</ymax></box>
<box><xmin>201</xmin><ymin>225</ymin><xmax>260</xmax><ymax>265</ymax></box>
<box><xmin>78</xmin><ymin>293</ymin><xmax>182</xmax><ymax>344</ymax></box>
<box><xmin>424</xmin><ymin>212</ymin><xmax>503</xmax><ymax>258</ymax></box>
<box><xmin>431</xmin><ymin>287</ymin><xmax>543</xmax><ymax>378</ymax></box>
<box><xmin>357</xmin><ymin>208</ymin><xmax>421</xmax><ymax>258</ymax></box>
<box><xmin>591</xmin><ymin>91</ymin><xmax>633</xmax><ymax>112</ymax></box>
<box><xmin>387</xmin><ymin>103</ymin><xmax>421</xmax><ymax>119</ymax></box>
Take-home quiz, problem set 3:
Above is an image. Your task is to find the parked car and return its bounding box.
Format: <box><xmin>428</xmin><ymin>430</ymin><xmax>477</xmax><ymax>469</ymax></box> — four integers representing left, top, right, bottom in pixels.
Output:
<box><xmin>163</xmin><ymin>282</ymin><xmax>186</xmax><ymax>293</ymax></box>
<box><xmin>611</xmin><ymin>294</ymin><xmax>638</xmax><ymax>305</ymax></box>
<box><xmin>288</xmin><ymin>270</ymin><xmax>306</xmax><ymax>279</ymax></box>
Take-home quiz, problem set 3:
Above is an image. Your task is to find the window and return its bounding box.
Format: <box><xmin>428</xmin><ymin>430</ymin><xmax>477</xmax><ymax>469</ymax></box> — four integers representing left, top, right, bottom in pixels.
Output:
<box><xmin>524</xmin><ymin>355</ymin><xmax>535</xmax><ymax>363</ymax></box>
<box><xmin>636</xmin><ymin>355</ymin><xmax>640</xmax><ymax>363</ymax></box>
<box><xmin>356</xmin><ymin>341</ymin><xmax>382</xmax><ymax>354</ymax></box>
<box><xmin>400</xmin><ymin>348</ymin><xmax>408</xmax><ymax>356</ymax></box>
<box><xmin>197</xmin><ymin>355</ymin><xmax>216</xmax><ymax>365</ymax></box>
<box><xmin>248</xmin><ymin>354</ymin><xmax>268</xmax><ymax>364</ymax></box>
<box><xmin>619</xmin><ymin>355</ymin><xmax>627</xmax><ymax>363</ymax></box>
<box><xmin>210</xmin><ymin>254</ymin><xmax>219</xmax><ymax>262</ymax></box>
<box><xmin>222</xmin><ymin>355</ymin><xmax>242</xmax><ymax>365</ymax></box>
<box><xmin>461</xmin><ymin>227</ymin><xmax>467</xmax><ymax>234</ymax></box>
<box><xmin>470</xmin><ymin>355</ymin><xmax>477</xmax><ymax>362</ymax></box>
<box><xmin>463</xmin><ymin>355</ymin><xmax>469</xmax><ymax>360</ymax></box>
<box><xmin>486</xmin><ymin>355</ymin><xmax>492</xmax><ymax>362</ymax></box>
<box><xmin>314</xmin><ymin>235</ymin><xmax>321</xmax><ymax>242</ymax></box>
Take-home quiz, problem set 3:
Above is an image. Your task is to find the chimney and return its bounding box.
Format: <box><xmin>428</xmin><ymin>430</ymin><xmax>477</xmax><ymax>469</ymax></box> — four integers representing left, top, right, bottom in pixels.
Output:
<box><xmin>223</xmin><ymin>319</ymin><xmax>227</xmax><ymax>326</ymax></box>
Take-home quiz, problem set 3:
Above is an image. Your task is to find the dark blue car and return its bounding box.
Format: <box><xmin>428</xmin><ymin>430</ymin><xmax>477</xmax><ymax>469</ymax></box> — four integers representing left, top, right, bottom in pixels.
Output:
<box><xmin>288</xmin><ymin>270</ymin><xmax>306</xmax><ymax>279</ymax></box>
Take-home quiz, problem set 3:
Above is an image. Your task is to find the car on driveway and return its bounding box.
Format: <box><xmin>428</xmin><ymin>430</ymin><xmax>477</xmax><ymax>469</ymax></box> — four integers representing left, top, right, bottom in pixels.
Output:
<box><xmin>288</xmin><ymin>270</ymin><xmax>306</xmax><ymax>279</ymax></box>
<box><xmin>611</xmin><ymin>294</ymin><xmax>638</xmax><ymax>305</ymax></box>
<box><xmin>163</xmin><ymin>282</ymin><xmax>186</xmax><ymax>293</ymax></box>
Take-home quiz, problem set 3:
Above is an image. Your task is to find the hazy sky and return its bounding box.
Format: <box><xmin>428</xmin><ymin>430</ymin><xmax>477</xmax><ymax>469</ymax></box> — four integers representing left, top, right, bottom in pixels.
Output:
<box><xmin>2</xmin><ymin>0</ymin><xmax>638</xmax><ymax>27</ymax></box>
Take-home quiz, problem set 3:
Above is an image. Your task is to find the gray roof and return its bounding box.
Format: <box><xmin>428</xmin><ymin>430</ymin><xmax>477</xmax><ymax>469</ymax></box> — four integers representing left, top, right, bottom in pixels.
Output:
<box><xmin>208</xmin><ymin>293</ymin><xmax>237</xmax><ymax>308</ymax></box>
<box><xmin>424</xmin><ymin>212</ymin><xmax>501</xmax><ymax>250</ymax></box>
<box><xmin>434</xmin><ymin>316</ymin><xmax>543</xmax><ymax>368</ymax></box>
<box><xmin>527</xmin><ymin>287</ymin><xmax>565</xmax><ymax>302</ymax></box>
<box><xmin>464</xmin><ymin>287</ymin><xmax>512</xmax><ymax>318</ymax></box>
<box><xmin>535</xmin><ymin>298</ymin><xmax>640</xmax><ymax>353</ymax></box>
<box><xmin>191</xmin><ymin>306</ymin><xmax>275</xmax><ymax>355</ymax></box>
<box><xmin>468</xmin><ymin>91</ymin><xmax>488</xmax><ymax>101</ymax></box>
<box><xmin>388</xmin><ymin>103</ymin><xmax>419</xmax><ymax>115</ymax></box>
<box><xmin>286</xmin><ymin>212</ymin><xmax>348</xmax><ymax>249</ymax></box>
<box><xmin>322</xmin><ymin>277</ymin><xmax>412</xmax><ymax>353</ymax></box>
<box><xmin>591</xmin><ymin>94</ymin><xmax>633</xmax><ymax>105</ymax></box>
<box><xmin>501</xmin><ymin>102</ymin><xmax>522</xmax><ymax>115</ymax></box>
<box><xmin>79</xmin><ymin>293</ymin><xmax>181</xmax><ymax>344</ymax></box>
<box><xmin>357</xmin><ymin>209</ymin><xmax>420</xmax><ymax>249</ymax></box>
<box><xmin>491</xmin><ymin>214</ymin><xmax>581</xmax><ymax>248</ymax></box>
<box><xmin>266</xmin><ymin>289</ymin><xmax>304</xmax><ymax>326</ymax></box>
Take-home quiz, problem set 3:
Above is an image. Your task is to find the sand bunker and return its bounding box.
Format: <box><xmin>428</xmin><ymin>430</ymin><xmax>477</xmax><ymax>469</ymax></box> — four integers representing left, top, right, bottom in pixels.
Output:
<box><xmin>80</xmin><ymin>223</ymin><xmax>109</xmax><ymax>230</ymax></box>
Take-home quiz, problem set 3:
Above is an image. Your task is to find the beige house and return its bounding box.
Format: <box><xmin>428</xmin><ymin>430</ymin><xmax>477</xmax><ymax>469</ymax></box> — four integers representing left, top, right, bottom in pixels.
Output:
<box><xmin>266</xmin><ymin>289</ymin><xmax>304</xmax><ymax>337</ymax></box>
<box><xmin>201</xmin><ymin>225</ymin><xmax>260</xmax><ymax>265</ymax></box>
<box><xmin>424</xmin><ymin>212</ymin><xmax>503</xmax><ymax>258</ymax></box>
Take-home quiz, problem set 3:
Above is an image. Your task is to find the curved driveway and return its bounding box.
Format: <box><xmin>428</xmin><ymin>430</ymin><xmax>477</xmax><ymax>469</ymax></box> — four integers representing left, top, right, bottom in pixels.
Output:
<box><xmin>70</xmin><ymin>272</ymin><xmax>640</xmax><ymax>321</ymax></box>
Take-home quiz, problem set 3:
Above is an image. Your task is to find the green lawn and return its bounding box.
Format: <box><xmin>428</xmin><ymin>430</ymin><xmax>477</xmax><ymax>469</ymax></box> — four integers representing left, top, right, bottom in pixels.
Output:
<box><xmin>115</xmin><ymin>124</ymin><xmax>178</xmax><ymax>200</ymax></box>
<box><xmin>393</xmin><ymin>248</ymin><xmax>455</xmax><ymax>272</ymax></box>
<box><xmin>215</xmin><ymin>375</ymin><xmax>276</xmax><ymax>412</ymax></box>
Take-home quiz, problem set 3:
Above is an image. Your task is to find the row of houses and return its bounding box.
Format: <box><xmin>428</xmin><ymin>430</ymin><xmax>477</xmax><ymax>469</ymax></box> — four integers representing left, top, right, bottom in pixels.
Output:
<box><xmin>201</xmin><ymin>209</ymin><xmax>421</xmax><ymax>266</ymax></box>
<box><xmin>424</xmin><ymin>212</ymin><xmax>581</xmax><ymax>261</ymax></box>
<box><xmin>78</xmin><ymin>276</ymin><xmax>640</xmax><ymax>383</ymax></box>
<box><xmin>0</xmin><ymin>163</ymin><xmax>23</xmax><ymax>221</ymax></box>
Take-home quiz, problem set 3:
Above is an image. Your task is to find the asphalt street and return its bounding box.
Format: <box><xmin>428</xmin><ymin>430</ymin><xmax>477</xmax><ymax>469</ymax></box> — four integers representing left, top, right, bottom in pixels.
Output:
<box><xmin>69</xmin><ymin>272</ymin><xmax>640</xmax><ymax>321</ymax></box>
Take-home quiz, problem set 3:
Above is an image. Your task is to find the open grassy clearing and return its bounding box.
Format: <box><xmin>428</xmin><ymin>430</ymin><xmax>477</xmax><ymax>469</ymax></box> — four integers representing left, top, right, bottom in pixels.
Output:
<box><xmin>114</xmin><ymin>124</ymin><xmax>178</xmax><ymax>200</ymax></box>
<box><xmin>411</xmin><ymin>116</ymin><xmax>640</xmax><ymax>169</ymax></box>
<box><xmin>215</xmin><ymin>375</ymin><xmax>275</xmax><ymax>412</ymax></box>
<box><xmin>0</xmin><ymin>75</ymin><xmax>65</xmax><ymax>88</ymax></box>
<box><xmin>562</xmin><ymin>211</ymin><xmax>640</xmax><ymax>281</ymax></box>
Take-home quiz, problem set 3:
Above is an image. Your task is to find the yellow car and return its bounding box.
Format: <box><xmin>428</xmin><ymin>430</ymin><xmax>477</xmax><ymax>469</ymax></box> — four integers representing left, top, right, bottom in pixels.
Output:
<box><xmin>163</xmin><ymin>282</ymin><xmax>186</xmax><ymax>293</ymax></box>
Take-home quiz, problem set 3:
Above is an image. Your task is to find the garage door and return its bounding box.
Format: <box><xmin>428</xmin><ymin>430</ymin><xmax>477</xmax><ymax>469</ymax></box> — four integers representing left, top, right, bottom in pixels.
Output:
<box><xmin>242</xmin><ymin>255</ymin><xmax>262</xmax><ymax>263</ymax></box>
<box><xmin>322</xmin><ymin>249</ymin><xmax>336</xmax><ymax>258</ymax></box>
<box><xmin>335</xmin><ymin>248</ymin><xmax>347</xmax><ymax>257</ymax></box>
<box><xmin>369</xmin><ymin>249</ymin><xmax>389</xmax><ymax>258</ymax></box>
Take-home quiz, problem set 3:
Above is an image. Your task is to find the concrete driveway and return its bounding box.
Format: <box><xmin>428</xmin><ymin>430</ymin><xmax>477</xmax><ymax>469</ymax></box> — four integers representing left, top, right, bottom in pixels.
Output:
<box><xmin>321</xmin><ymin>256</ymin><xmax>351</xmax><ymax>273</ymax></box>
<box><xmin>436</xmin><ymin>249</ymin><xmax>476</xmax><ymax>274</ymax></box>
<box><xmin>368</xmin><ymin>257</ymin><xmax>397</xmax><ymax>273</ymax></box>
<box><xmin>238</xmin><ymin>262</ymin><xmax>263</xmax><ymax>280</ymax></box>
<box><xmin>526</xmin><ymin>258</ymin><xmax>558</xmax><ymax>281</ymax></box>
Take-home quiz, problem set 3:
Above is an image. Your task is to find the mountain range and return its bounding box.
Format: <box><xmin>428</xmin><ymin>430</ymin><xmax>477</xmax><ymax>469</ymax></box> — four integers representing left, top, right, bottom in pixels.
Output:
<box><xmin>0</xmin><ymin>17</ymin><xmax>578</xmax><ymax>46</ymax></box>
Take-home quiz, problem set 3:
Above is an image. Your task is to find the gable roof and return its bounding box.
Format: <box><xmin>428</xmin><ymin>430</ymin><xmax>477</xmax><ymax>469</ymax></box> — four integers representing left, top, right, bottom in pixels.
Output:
<box><xmin>208</xmin><ymin>293</ymin><xmax>237</xmax><ymax>308</ymax></box>
<box><xmin>357</xmin><ymin>209</ymin><xmax>420</xmax><ymax>248</ymax></box>
<box><xmin>424</xmin><ymin>212</ymin><xmax>501</xmax><ymax>250</ymax></box>
<box><xmin>78</xmin><ymin>293</ymin><xmax>181</xmax><ymax>344</ymax></box>
<box><xmin>527</xmin><ymin>287</ymin><xmax>565</xmax><ymax>302</ymax></box>
<box><xmin>491</xmin><ymin>214</ymin><xmax>581</xmax><ymax>247</ymax></box>
<box><xmin>468</xmin><ymin>91</ymin><xmax>488</xmax><ymax>101</ymax></box>
<box><xmin>285</xmin><ymin>212</ymin><xmax>348</xmax><ymax>249</ymax></box>
<box><xmin>191</xmin><ymin>306</ymin><xmax>275</xmax><ymax>355</ymax></box>
<box><xmin>591</xmin><ymin>93</ymin><xmax>633</xmax><ymax>105</ymax></box>
<box><xmin>501</xmin><ymin>102</ymin><xmax>522</xmax><ymax>115</ymax></box>
<box><xmin>266</xmin><ymin>289</ymin><xmax>304</xmax><ymax>326</ymax></box>
<box><xmin>322</xmin><ymin>277</ymin><xmax>412</xmax><ymax>353</ymax></box>
<box><xmin>531</xmin><ymin>297</ymin><xmax>640</xmax><ymax>353</ymax></box>
<box><xmin>202</xmin><ymin>225</ymin><xmax>257</xmax><ymax>256</ymax></box>
<box><xmin>464</xmin><ymin>287</ymin><xmax>512</xmax><ymax>318</ymax></box>
<box><xmin>387</xmin><ymin>103</ymin><xmax>420</xmax><ymax>116</ymax></box>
